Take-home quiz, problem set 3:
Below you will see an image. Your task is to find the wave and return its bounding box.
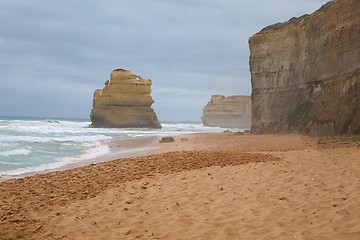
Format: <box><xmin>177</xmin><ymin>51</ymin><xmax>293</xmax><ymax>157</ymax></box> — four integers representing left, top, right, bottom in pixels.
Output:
<box><xmin>0</xmin><ymin>158</ymin><xmax>78</xmax><ymax>178</ymax></box>
<box><xmin>0</xmin><ymin>141</ymin><xmax>110</xmax><ymax>178</ymax></box>
<box><xmin>0</xmin><ymin>148</ymin><xmax>31</xmax><ymax>157</ymax></box>
<box><xmin>78</xmin><ymin>141</ymin><xmax>111</xmax><ymax>160</ymax></box>
<box><xmin>0</xmin><ymin>118</ymin><xmax>91</xmax><ymax>134</ymax></box>
<box><xmin>0</xmin><ymin>134</ymin><xmax>112</xmax><ymax>143</ymax></box>
<box><xmin>0</xmin><ymin>161</ymin><xmax>23</xmax><ymax>165</ymax></box>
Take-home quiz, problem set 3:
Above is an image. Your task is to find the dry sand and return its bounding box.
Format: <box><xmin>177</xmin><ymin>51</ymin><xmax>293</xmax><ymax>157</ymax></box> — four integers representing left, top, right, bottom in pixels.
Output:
<box><xmin>0</xmin><ymin>133</ymin><xmax>360</xmax><ymax>239</ymax></box>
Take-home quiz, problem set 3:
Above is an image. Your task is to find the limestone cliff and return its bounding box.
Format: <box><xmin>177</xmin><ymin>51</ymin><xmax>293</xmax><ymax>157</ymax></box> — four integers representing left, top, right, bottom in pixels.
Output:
<box><xmin>249</xmin><ymin>0</ymin><xmax>360</xmax><ymax>135</ymax></box>
<box><xmin>202</xmin><ymin>95</ymin><xmax>251</xmax><ymax>129</ymax></box>
<box><xmin>90</xmin><ymin>69</ymin><xmax>162</xmax><ymax>128</ymax></box>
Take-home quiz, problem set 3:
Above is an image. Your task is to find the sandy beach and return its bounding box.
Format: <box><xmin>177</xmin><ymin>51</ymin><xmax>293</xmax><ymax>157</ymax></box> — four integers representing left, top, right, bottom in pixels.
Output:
<box><xmin>1</xmin><ymin>133</ymin><xmax>360</xmax><ymax>240</ymax></box>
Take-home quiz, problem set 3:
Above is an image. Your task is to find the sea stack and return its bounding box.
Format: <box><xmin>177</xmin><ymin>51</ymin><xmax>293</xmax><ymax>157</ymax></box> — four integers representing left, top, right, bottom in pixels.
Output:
<box><xmin>202</xmin><ymin>95</ymin><xmax>252</xmax><ymax>129</ymax></box>
<box><xmin>249</xmin><ymin>0</ymin><xmax>360</xmax><ymax>135</ymax></box>
<box><xmin>90</xmin><ymin>69</ymin><xmax>162</xmax><ymax>128</ymax></box>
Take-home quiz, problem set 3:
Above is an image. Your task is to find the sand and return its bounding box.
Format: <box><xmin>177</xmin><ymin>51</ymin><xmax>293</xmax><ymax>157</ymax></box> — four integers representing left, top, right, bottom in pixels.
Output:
<box><xmin>0</xmin><ymin>133</ymin><xmax>360</xmax><ymax>239</ymax></box>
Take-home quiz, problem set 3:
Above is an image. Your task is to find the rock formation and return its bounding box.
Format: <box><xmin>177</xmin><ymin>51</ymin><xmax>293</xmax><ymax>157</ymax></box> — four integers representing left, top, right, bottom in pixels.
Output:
<box><xmin>90</xmin><ymin>69</ymin><xmax>162</xmax><ymax>128</ymax></box>
<box><xmin>249</xmin><ymin>0</ymin><xmax>360</xmax><ymax>135</ymax></box>
<box><xmin>202</xmin><ymin>95</ymin><xmax>252</xmax><ymax>129</ymax></box>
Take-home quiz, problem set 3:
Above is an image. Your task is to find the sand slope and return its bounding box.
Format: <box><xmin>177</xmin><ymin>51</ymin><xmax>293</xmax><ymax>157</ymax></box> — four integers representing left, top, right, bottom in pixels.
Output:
<box><xmin>1</xmin><ymin>134</ymin><xmax>360</xmax><ymax>239</ymax></box>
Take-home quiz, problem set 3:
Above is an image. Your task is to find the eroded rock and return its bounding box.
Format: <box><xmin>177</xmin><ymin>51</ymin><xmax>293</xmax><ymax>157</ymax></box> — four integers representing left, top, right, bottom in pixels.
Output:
<box><xmin>90</xmin><ymin>69</ymin><xmax>162</xmax><ymax>128</ymax></box>
<box><xmin>202</xmin><ymin>95</ymin><xmax>252</xmax><ymax>129</ymax></box>
<box><xmin>249</xmin><ymin>0</ymin><xmax>360</xmax><ymax>135</ymax></box>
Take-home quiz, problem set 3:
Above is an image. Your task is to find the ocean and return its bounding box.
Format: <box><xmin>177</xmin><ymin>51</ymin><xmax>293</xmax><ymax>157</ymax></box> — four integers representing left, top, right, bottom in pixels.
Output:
<box><xmin>0</xmin><ymin>116</ymin><xmax>232</xmax><ymax>179</ymax></box>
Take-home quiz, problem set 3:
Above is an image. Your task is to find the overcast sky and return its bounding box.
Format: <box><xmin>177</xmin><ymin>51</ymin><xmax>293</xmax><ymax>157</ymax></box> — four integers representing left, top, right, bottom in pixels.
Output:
<box><xmin>0</xmin><ymin>0</ymin><xmax>328</xmax><ymax>121</ymax></box>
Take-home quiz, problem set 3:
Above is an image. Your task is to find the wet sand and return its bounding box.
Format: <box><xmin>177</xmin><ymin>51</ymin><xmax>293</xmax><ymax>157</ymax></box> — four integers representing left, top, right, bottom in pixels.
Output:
<box><xmin>1</xmin><ymin>133</ymin><xmax>360</xmax><ymax>239</ymax></box>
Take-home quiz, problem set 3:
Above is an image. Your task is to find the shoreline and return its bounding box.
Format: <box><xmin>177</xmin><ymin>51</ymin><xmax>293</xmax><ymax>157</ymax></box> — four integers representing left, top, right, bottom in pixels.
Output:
<box><xmin>1</xmin><ymin>133</ymin><xmax>360</xmax><ymax>239</ymax></box>
<box><xmin>1</xmin><ymin>132</ymin><xmax>357</xmax><ymax>182</ymax></box>
<box><xmin>0</xmin><ymin>135</ymin><xmax>163</xmax><ymax>182</ymax></box>
<box><xmin>0</xmin><ymin>119</ymin><xmax>236</xmax><ymax>182</ymax></box>
<box><xmin>0</xmin><ymin>132</ymin><xmax>203</xmax><ymax>182</ymax></box>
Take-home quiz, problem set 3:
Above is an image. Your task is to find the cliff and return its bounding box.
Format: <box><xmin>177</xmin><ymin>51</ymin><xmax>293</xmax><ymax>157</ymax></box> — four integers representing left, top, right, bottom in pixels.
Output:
<box><xmin>90</xmin><ymin>69</ymin><xmax>162</xmax><ymax>128</ymax></box>
<box><xmin>202</xmin><ymin>95</ymin><xmax>252</xmax><ymax>129</ymax></box>
<box><xmin>249</xmin><ymin>0</ymin><xmax>360</xmax><ymax>135</ymax></box>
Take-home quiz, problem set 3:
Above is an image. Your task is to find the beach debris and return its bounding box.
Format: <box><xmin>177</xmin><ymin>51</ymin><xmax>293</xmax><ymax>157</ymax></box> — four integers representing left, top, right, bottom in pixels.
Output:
<box><xmin>125</xmin><ymin>199</ymin><xmax>133</xmax><ymax>204</ymax></box>
<box><xmin>278</xmin><ymin>196</ymin><xmax>289</xmax><ymax>201</ymax></box>
<box><xmin>159</xmin><ymin>137</ymin><xmax>175</xmax><ymax>143</ymax></box>
<box><xmin>181</xmin><ymin>138</ymin><xmax>189</xmax><ymax>141</ymax></box>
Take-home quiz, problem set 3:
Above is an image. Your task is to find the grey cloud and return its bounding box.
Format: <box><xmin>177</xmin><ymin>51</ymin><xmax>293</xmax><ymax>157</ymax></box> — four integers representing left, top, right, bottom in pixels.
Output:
<box><xmin>0</xmin><ymin>0</ymin><xmax>328</xmax><ymax>121</ymax></box>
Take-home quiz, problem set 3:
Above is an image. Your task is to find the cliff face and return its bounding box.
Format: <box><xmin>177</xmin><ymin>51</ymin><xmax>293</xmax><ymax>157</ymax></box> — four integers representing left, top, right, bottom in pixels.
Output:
<box><xmin>202</xmin><ymin>95</ymin><xmax>252</xmax><ymax>129</ymax></box>
<box><xmin>90</xmin><ymin>69</ymin><xmax>162</xmax><ymax>128</ymax></box>
<box><xmin>249</xmin><ymin>0</ymin><xmax>360</xmax><ymax>135</ymax></box>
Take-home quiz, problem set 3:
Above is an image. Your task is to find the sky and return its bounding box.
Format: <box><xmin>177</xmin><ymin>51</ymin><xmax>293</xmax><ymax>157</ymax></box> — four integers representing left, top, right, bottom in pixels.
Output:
<box><xmin>0</xmin><ymin>0</ymin><xmax>328</xmax><ymax>122</ymax></box>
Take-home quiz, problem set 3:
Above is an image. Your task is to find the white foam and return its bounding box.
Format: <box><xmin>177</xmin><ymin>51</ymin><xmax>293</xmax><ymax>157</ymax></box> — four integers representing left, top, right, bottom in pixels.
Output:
<box><xmin>78</xmin><ymin>142</ymin><xmax>111</xmax><ymax>160</ymax></box>
<box><xmin>0</xmin><ymin>158</ymin><xmax>77</xmax><ymax>179</ymax></box>
<box><xmin>0</xmin><ymin>148</ymin><xmax>31</xmax><ymax>157</ymax></box>
<box><xmin>121</xmin><ymin>123</ymin><xmax>241</xmax><ymax>138</ymax></box>
<box><xmin>0</xmin><ymin>142</ymin><xmax>111</xmax><ymax>179</ymax></box>
<box><xmin>0</xmin><ymin>161</ymin><xmax>23</xmax><ymax>165</ymax></box>
<box><xmin>0</xmin><ymin>134</ymin><xmax>112</xmax><ymax>143</ymax></box>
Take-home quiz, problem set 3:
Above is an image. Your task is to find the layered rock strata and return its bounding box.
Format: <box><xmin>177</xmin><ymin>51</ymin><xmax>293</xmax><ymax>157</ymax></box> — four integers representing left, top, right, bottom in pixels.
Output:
<box><xmin>202</xmin><ymin>95</ymin><xmax>252</xmax><ymax>129</ymax></box>
<box><xmin>90</xmin><ymin>69</ymin><xmax>162</xmax><ymax>128</ymax></box>
<box><xmin>249</xmin><ymin>0</ymin><xmax>360</xmax><ymax>135</ymax></box>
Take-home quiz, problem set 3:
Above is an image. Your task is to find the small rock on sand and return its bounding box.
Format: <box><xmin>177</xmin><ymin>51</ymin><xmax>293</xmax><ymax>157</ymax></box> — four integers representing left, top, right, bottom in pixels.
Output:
<box><xmin>159</xmin><ymin>137</ymin><xmax>175</xmax><ymax>143</ymax></box>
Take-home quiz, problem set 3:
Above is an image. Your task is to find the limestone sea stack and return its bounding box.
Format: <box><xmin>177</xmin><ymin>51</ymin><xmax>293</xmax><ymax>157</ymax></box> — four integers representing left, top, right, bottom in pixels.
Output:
<box><xmin>249</xmin><ymin>0</ymin><xmax>360</xmax><ymax>135</ymax></box>
<box><xmin>90</xmin><ymin>69</ymin><xmax>162</xmax><ymax>128</ymax></box>
<box><xmin>202</xmin><ymin>95</ymin><xmax>252</xmax><ymax>129</ymax></box>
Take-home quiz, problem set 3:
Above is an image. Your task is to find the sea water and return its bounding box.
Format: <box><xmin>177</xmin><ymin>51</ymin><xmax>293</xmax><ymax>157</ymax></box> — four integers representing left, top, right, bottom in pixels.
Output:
<box><xmin>0</xmin><ymin>116</ymin><xmax>233</xmax><ymax>179</ymax></box>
